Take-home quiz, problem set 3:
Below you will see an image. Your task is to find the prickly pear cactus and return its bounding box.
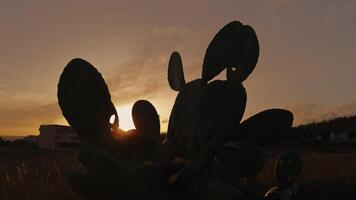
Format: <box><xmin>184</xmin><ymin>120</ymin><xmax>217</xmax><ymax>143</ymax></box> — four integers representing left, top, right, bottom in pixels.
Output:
<box><xmin>264</xmin><ymin>152</ymin><xmax>303</xmax><ymax>200</ymax></box>
<box><xmin>275</xmin><ymin>152</ymin><xmax>303</xmax><ymax>189</ymax></box>
<box><xmin>213</xmin><ymin>144</ymin><xmax>265</xmax><ymax>184</ymax></box>
<box><xmin>132</xmin><ymin>99</ymin><xmax>160</xmax><ymax>137</ymax></box>
<box><xmin>165</xmin><ymin>22</ymin><xmax>266</xmax><ymax>200</ymax></box>
<box><xmin>68</xmin><ymin>147</ymin><xmax>128</xmax><ymax>200</ymax></box>
<box><xmin>58</xmin><ymin>20</ymin><xmax>297</xmax><ymax>200</ymax></box>
<box><xmin>166</xmin><ymin>78</ymin><xmax>205</xmax><ymax>158</ymax></box>
<box><xmin>202</xmin><ymin>21</ymin><xmax>259</xmax><ymax>83</ymax></box>
<box><xmin>166</xmin><ymin>20</ymin><xmax>296</xmax><ymax>199</ymax></box>
<box><xmin>58</xmin><ymin>58</ymin><xmax>118</xmax><ymax>147</ymax></box>
<box><xmin>58</xmin><ymin>59</ymin><xmax>172</xmax><ymax>200</ymax></box>
<box><xmin>166</xmin><ymin>21</ymin><xmax>262</xmax><ymax>162</ymax></box>
<box><xmin>168</xmin><ymin>51</ymin><xmax>186</xmax><ymax>91</ymax></box>
<box><xmin>195</xmin><ymin>80</ymin><xmax>246</xmax><ymax>154</ymax></box>
<box><xmin>120</xmin><ymin>99</ymin><xmax>163</xmax><ymax>164</ymax></box>
<box><xmin>237</xmin><ymin>109</ymin><xmax>294</xmax><ymax>144</ymax></box>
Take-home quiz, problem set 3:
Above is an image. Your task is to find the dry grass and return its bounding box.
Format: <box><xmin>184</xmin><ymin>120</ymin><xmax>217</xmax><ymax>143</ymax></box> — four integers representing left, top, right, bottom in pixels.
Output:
<box><xmin>0</xmin><ymin>149</ymin><xmax>80</xmax><ymax>200</ymax></box>
<box><xmin>1</xmin><ymin>148</ymin><xmax>356</xmax><ymax>199</ymax></box>
<box><xmin>256</xmin><ymin>150</ymin><xmax>356</xmax><ymax>200</ymax></box>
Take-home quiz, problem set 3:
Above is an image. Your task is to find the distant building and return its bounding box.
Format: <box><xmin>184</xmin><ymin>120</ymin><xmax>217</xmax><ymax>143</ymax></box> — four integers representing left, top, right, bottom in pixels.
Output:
<box><xmin>330</xmin><ymin>132</ymin><xmax>349</xmax><ymax>141</ymax></box>
<box><xmin>23</xmin><ymin>135</ymin><xmax>38</xmax><ymax>143</ymax></box>
<box><xmin>315</xmin><ymin>135</ymin><xmax>323</xmax><ymax>141</ymax></box>
<box><xmin>37</xmin><ymin>124</ymin><xmax>80</xmax><ymax>149</ymax></box>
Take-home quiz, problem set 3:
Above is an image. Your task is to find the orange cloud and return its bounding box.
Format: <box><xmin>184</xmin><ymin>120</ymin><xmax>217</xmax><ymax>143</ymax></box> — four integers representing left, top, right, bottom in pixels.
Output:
<box><xmin>0</xmin><ymin>102</ymin><xmax>62</xmax><ymax>135</ymax></box>
<box><xmin>286</xmin><ymin>100</ymin><xmax>356</xmax><ymax>126</ymax></box>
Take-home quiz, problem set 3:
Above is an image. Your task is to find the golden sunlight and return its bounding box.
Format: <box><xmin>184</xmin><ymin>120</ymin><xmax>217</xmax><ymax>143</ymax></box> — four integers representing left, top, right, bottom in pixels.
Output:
<box><xmin>115</xmin><ymin>105</ymin><xmax>135</xmax><ymax>131</ymax></box>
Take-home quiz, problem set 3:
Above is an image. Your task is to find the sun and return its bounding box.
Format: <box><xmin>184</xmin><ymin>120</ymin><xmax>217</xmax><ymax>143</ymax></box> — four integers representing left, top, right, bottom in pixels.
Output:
<box><xmin>114</xmin><ymin>105</ymin><xmax>135</xmax><ymax>131</ymax></box>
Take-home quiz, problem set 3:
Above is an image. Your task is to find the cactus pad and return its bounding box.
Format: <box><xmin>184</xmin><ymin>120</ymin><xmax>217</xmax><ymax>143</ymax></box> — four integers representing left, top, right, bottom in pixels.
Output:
<box><xmin>57</xmin><ymin>58</ymin><xmax>118</xmax><ymax>146</ymax></box>
<box><xmin>275</xmin><ymin>152</ymin><xmax>303</xmax><ymax>189</ymax></box>
<box><xmin>167</xmin><ymin>79</ymin><xmax>205</xmax><ymax>157</ymax></box>
<box><xmin>237</xmin><ymin>109</ymin><xmax>294</xmax><ymax>144</ymax></box>
<box><xmin>132</xmin><ymin>100</ymin><xmax>160</xmax><ymax>136</ymax></box>
<box><xmin>168</xmin><ymin>51</ymin><xmax>186</xmax><ymax>91</ymax></box>
<box><xmin>214</xmin><ymin>144</ymin><xmax>265</xmax><ymax>182</ymax></box>
<box><xmin>196</xmin><ymin>80</ymin><xmax>246</xmax><ymax>153</ymax></box>
<box><xmin>202</xmin><ymin>21</ymin><xmax>259</xmax><ymax>83</ymax></box>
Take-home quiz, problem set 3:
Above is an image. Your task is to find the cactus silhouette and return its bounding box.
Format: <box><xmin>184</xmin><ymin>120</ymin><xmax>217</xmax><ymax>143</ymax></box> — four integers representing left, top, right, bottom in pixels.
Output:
<box><xmin>58</xmin><ymin>58</ymin><xmax>119</xmax><ymax>148</ymax></box>
<box><xmin>264</xmin><ymin>152</ymin><xmax>303</xmax><ymax>200</ymax></box>
<box><xmin>67</xmin><ymin>147</ymin><xmax>127</xmax><ymax>200</ymax></box>
<box><xmin>57</xmin><ymin>20</ymin><xmax>296</xmax><ymax>200</ymax></box>
<box><xmin>166</xmin><ymin>21</ymin><xmax>295</xmax><ymax>199</ymax></box>
<box><xmin>166</xmin><ymin>21</ymin><xmax>260</xmax><ymax>159</ymax></box>
<box><xmin>132</xmin><ymin>99</ymin><xmax>160</xmax><ymax>136</ymax></box>
<box><xmin>238</xmin><ymin>109</ymin><xmax>294</xmax><ymax>144</ymax></box>
<box><xmin>58</xmin><ymin>59</ymin><xmax>174</xmax><ymax>199</ymax></box>
<box><xmin>165</xmin><ymin>21</ymin><xmax>261</xmax><ymax>199</ymax></box>
<box><xmin>202</xmin><ymin>21</ymin><xmax>259</xmax><ymax>83</ymax></box>
<box><xmin>58</xmin><ymin>58</ymin><xmax>162</xmax><ymax>161</ymax></box>
<box><xmin>275</xmin><ymin>152</ymin><xmax>303</xmax><ymax>189</ymax></box>
<box><xmin>122</xmin><ymin>100</ymin><xmax>163</xmax><ymax>164</ymax></box>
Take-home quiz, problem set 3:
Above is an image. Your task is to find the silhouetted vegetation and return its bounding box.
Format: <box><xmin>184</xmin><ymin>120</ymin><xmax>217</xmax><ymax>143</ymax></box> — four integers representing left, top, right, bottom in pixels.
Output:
<box><xmin>0</xmin><ymin>149</ymin><xmax>80</xmax><ymax>200</ymax></box>
<box><xmin>53</xmin><ymin>19</ymin><xmax>356</xmax><ymax>199</ymax></box>
<box><xmin>55</xmin><ymin>141</ymin><xmax>82</xmax><ymax>149</ymax></box>
<box><xmin>0</xmin><ymin>137</ymin><xmax>38</xmax><ymax>149</ymax></box>
<box><xmin>0</xmin><ymin>149</ymin><xmax>356</xmax><ymax>200</ymax></box>
<box><xmin>294</xmin><ymin>115</ymin><xmax>356</xmax><ymax>139</ymax></box>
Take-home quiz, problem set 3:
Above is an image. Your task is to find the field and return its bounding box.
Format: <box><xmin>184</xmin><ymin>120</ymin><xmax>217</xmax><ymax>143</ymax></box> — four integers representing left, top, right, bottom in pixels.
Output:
<box><xmin>0</xmin><ymin>149</ymin><xmax>80</xmax><ymax>200</ymax></box>
<box><xmin>0</xmin><ymin>147</ymin><xmax>356</xmax><ymax>200</ymax></box>
<box><xmin>256</xmin><ymin>147</ymin><xmax>356</xmax><ymax>200</ymax></box>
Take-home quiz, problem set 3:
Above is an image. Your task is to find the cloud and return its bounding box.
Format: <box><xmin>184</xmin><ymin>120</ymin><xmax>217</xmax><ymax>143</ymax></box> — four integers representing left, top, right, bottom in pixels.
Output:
<box><xmin>107</xmin><ymin>25</ymin><xmax>201</xmax><ymax>105</ymax></box>
<box><xmin>286</xmin><ymin>100</ymin><xmax>356</xmax><ymax>125</ymax></box>
<box><xmin>0</xmin><ymin>77</ymin><xmax>8</xmax><ymax>97</ymax></box>
<box><xmin>0</xmin><ymin>102</ymin><xmax>62</xmax><ymax>135</ymax></box>
<box><xmin>319</xmin><ymin>101</ymin><xmax>356</xmax><ymax>120</ymax></box>
<box><xmin>0</xmin><ymin>25</ymin><xmax>200</xmax><ymax>134</ymax></box>
<box><xmin>0</xmin><ymin>86</ymin><xmax>5</xmax><ymax>97</ymax></box>
<box><xmin>152</xmin><ymin>26</ymin><xmax>190</xmax><ymax>36</ymax></box>
<box><xmin>106</xmin><ymin>47</ymin><xmax>165</xmax><ymax>105</ymax></box>
<box><xmin>285</xmin><ymin>102</ymin><xmax>325</xmax><ymax>125</ymax></box>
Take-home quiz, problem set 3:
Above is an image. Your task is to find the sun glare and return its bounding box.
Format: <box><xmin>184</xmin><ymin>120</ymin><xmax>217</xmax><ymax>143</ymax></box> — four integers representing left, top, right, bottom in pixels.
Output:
<box><xmin>115</xmin><ymin>105</ymin><xmax>135</xmax><ymax>131</ymax></box>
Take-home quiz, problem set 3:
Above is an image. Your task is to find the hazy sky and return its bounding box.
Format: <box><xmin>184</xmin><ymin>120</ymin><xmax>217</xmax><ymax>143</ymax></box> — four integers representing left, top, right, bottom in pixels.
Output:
<box><xmin>0</xmin><ymin>0</ymin><xmax>355</xmax><ymax>135</ymax></box>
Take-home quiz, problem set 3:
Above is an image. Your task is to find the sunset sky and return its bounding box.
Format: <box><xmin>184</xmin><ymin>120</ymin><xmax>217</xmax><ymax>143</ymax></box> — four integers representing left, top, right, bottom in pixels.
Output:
<box><xmin>0</xmin><ymin>0</ymin><xmax>355</xmax><ymax>136</ymax></box>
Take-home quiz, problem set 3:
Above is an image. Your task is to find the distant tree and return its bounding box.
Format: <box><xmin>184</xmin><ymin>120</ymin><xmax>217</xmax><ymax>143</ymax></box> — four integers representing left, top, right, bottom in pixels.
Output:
<box><xmin>294</xmin><ymin>115</ymin><xmax>356</xmax><ymax>140</ymax></box>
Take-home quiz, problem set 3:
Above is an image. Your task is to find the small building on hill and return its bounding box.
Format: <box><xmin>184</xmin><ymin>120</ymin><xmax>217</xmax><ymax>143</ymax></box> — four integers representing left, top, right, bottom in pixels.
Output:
<box><xmin>37</xmin><ymin>124</ymin><xmax>80</xmax><ymax>149</ymax></box>
<box><xmin>330</xmin><ymin>132</ymin><xmax>349</xmax><ymax>141</ymax></box>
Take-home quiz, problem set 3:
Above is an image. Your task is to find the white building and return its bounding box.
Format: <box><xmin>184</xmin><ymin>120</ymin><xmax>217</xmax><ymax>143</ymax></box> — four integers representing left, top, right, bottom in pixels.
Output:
<box><xmin>37</xmin><ymin>124</ymin><xmax>80</xmax><ymax>149</ymax></box>
<box><xmin>330</xmin><ymin>131</ymin><xmax>349</xmax><ymax>141</ymax></box>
